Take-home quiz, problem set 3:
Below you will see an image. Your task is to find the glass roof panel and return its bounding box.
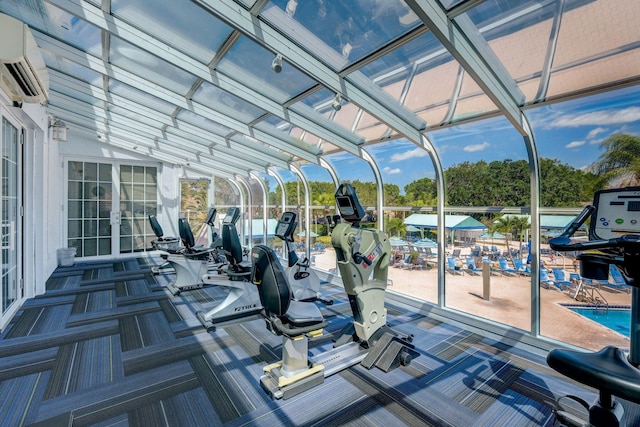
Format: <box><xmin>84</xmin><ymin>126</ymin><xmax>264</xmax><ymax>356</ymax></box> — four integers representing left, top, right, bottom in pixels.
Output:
<box><xmin>216</xmin><ymin>36</ymin><xmax>316</xmax><ymax>103</ymax></box>
<box><xmin>111</xmin><ymin>0</ymin><xmax>233</xmax><ymax>64</ymax></box>
<box><xmin>41</xmin><ymin>51</ymin><xmax>103</xmax><ymax>86</ymax></box>
<box><xmin>176</xmin><ymin>110</ymin><xmax>233</xmax><ymax>136</ymax></box>
<box><xmin>547</xmin><ymin>0</ymin><xmax>640</xmax><ymax>99</ymax></box>
<box><xmin>394</xmin><ymin>34</ymin><xmax>457</xmax><ymax>127</ymax></box>
<box><xmin>461</xmin><ymin>0</ymin><xmax>556</xmax><ymax>103</ymax></box>
<box><xmin>299</xmin><ymin>87</ymin><xmax>337</xmax><ymax>112</ymax></box>
<box><xmin>452</xmin><ymin>72</ymin><xmax>499</xmax><ymax>122</ymax></box>
<box><xmin>356</xmin><ymin>110</ymin><xmax>389</xmax><ymax>141</ymax></box>
<box><xmin>109</xmin><ymin>36</ymin><xmax>198</xmax><ymax>95</ymax></box>
<box><xmin>261</xmin><ymin>0</ymin><xmax>421</xmax><ymax>69</ymax></box>
<box><xmin>109</xmin><ymin>80</ymin><xmax>176</xmax><ymax>116</ymax></box>
<box><xmin>108</xmin><ymin>104</ymin><xmax>166</xmax><ymax>129</ymax></box>
<box><xmin>191</xmin><ymin>82</ymin><xmax>267</xmax><ymax>123</ymax></box>
<box><xmin>49</xmin><ymin>80</ymin><xmax>100</xmax><ymax>106</ymax></box>
<box><xmin>0</xmin><ymin>2</ymin><xmax>102</xmax><ymax>57</ymax></box>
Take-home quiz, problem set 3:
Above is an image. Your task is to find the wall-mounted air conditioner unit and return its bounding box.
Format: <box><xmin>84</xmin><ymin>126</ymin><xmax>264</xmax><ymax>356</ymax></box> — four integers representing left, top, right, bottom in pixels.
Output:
<box><xmin>0</xmin><ymin>13</ymin><xmax>49</xmax><ymax>104</ymax></box>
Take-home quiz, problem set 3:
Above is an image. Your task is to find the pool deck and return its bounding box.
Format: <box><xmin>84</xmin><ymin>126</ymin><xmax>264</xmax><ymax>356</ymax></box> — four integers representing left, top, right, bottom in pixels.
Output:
<box><xmin>313</xmin><ymin>246</ymin><xmax>631</xmax><ymax>351</ymax></box>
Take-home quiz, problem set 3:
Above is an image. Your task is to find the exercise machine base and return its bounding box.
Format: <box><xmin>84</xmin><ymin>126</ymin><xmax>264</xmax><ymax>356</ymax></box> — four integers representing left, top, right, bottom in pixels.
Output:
<box><xmin>196</xmin><ymin>308</ymin><xmax>261</xmax><ymax>332</ymax></box>
<box><xmin>260</xmin><ymin>329</ymin><xmax>417</xmax><ymax>400</ymax></box>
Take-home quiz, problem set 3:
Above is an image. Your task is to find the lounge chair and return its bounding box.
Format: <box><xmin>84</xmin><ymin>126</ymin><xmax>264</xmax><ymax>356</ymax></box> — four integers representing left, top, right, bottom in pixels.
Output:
<box><xmin>393</xmin><ymin>253</ymin><xmax>411</xmax><ymax>268</ymax></box>
<box><xmin>498</xmin><ymin>258</ymin><xmax>517</xmax><ymax>276</ymax></box>
<box><xmin>451</xmin><ymin>248</ymin><xmax>461</xmax><ymax>258</ymax></box>
<box><xmin>405</xmin><ymin>256</ymin><xmax>424</xmax><ymax>271</ymax></box>
<box><xmin>464</xmin><ymin>257</ymin><xmax>482</xmax><ymax>276</ymax></box>
<box><xmin>512</xmin><ymin>258</ymin><xmax>530</xmax><ymax>276</ymax></box>
<box><xmin>540</xmin><ymin>268</ymin><xmax>563</xmax><ymax>291</ymax></box>
<box><xmin>551</xmin><ymin>268</ymin><xmax>572</xmax><ymax>290</ymax></box>
<box><xmin>607</xmin><ymin>265</ymin><xmax>631</xmax><ymax>293</ymax></box>
<box><xmin>446</xmin><ymin>257</ymin><xmax>464</xmax><ymax>275</ymax></box>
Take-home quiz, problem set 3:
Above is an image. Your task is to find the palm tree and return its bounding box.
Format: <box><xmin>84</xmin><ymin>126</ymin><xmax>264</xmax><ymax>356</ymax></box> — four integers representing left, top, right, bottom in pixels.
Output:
<box><xmin>386</xmin><ymin>217</ymin><xmax>406</xmax><ymax>237</ymax></box>
<box><xmin>590</xmin><ymin>133</ymin><xmax>640</xmax><ymax>186</ymax></box>
<box><xmin>490</xmin><ymin>215</ymin><xmax>530</xmax><ymax>265</ymax></box>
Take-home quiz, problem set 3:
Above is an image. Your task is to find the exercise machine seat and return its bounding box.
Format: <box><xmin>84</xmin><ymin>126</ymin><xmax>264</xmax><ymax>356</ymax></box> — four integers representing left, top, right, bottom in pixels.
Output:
<box><xmin>222</xmin><ymin>221</ymin><xmax>251</xmax><ymax>273</ymax></box>
<box><xmin>178</xmin><ymin>218</ymin><xmax>214</xmax><ymax>261</ymax></box>
<box><xmin>148</xmin><ymin>215</ymin><xmax>180</xmax><ymax>252</ymax></box>
<box><xmin>251</xmin><ymin>245</ymin><xmax>325</xmax><ymax>333</ymax></box>
<box><xmin>547</xmin><ymin>345</ymin><xmax>640</xmax><ymax>404</ymax></box>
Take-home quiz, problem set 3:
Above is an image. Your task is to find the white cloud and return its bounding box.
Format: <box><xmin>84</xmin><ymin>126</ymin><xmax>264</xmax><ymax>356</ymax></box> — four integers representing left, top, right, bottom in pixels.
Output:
<box><xmin>550</xmin><ymin>106</ymin><xmax>640</xmax><ymax>128</ymax></box>
<box><xmin>463</xmin><ymin>142</ymin><xmax>490</xmax><ymax>152</ymax></box>
<box><xmin>565</xmin><ymin>140</ymin><xmax>585</xmax><ymax>149</ymax></box>
<box><xmin>383</xmin><ymin>167</ymin><xmax>402</xmax><ymax>175</ymax></box>
<box><xmin>586</xmin><ymin>127</ymin><xmax>607</xmax><ymax>140</ymax></box>
<box><xmin>390</xmin><ymin>147</ymin><xmax>428</xmax><ymax>162</ymax></box>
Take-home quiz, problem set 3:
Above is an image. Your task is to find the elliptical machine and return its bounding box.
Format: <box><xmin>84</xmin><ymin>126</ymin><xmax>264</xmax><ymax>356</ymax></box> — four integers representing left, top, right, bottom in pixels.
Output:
<box><xmin>251</xmin><ymin>183</ymin><xmax>418</xmax><ymax>400</ymax></box>
<box><xmin>547</xmin><ymin>186</ymin><xmax>640</xmax><ymax>427</ymax></box>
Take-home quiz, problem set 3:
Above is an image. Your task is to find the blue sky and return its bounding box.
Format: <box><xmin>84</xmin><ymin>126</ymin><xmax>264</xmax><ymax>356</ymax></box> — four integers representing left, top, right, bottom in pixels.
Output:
<box><xmin>307</xmin><ymin>85</ymin><xmax>640</xmax><ymax>194</ymax></box>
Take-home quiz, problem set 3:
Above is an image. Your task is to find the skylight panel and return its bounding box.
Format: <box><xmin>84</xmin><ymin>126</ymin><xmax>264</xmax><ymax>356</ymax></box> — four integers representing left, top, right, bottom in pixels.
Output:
<box><xmin>109</xmin><ymin>80</ymin><xmax>176</xmax><ymax>116</ymax></box>
<box><xmin>41</xmin><ymin>51</ymin><xmax>103</xmax><ymax>86</ymax></box>
<box><xmin>109</xmin><ymin>36</ymin><xmax>198</xmax><ymax>95</ymax></box>
<box><xmin>216</xmin><ymin>36</ymin><xmax>316</xmax><ymax>104</ymax></box>
<box><xmin>111</xmin><ymin>0</ymin><xmax>233</xmax><ymax>64</ymax></box>
<box><xmin>191</xmin><ymin>82</ymin><xmax>267</xmax><ymax>124</ymax></box>
<box><xmin>261</xmin><ymin>0</ymin><xmax>421</xmax><ymax>69</ymax></box>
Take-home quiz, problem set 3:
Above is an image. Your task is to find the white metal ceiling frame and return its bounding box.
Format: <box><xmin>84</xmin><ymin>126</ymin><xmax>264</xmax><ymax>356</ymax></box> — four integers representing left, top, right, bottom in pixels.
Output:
<box><xmin>35</xmin><ymin>30</ymin><xmax>316</xmax><ymax>174</ymax></box>
<box><xmin>47</xmin><ymin>102</ymin><xmax>251</xmax><ymax>178</ymax></box>
<box><xmin>193</xmin><ymin>0</ymin><xmax>427</xmax><ymax>145</ymax></box>
<box><xmin>404</xmin><ymin>0</ymin><xmax>527</xmax><ymax>135</ymax></box>
<box><xmin>43</xmin><ymin>0</ymin><xmax>365</xmax><ymax>157</ymax></box>
<box><xmin>47</xmin><ymin>80</ymin><xmax>272</xmax><ymax>173</ymax></box>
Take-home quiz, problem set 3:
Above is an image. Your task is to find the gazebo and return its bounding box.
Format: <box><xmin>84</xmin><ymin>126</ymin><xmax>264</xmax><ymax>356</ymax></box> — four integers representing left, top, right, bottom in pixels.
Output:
<box><xmin>403</xmin><ymin>214</ymin><xmax>486</xmax><ymax>247</ymax></box>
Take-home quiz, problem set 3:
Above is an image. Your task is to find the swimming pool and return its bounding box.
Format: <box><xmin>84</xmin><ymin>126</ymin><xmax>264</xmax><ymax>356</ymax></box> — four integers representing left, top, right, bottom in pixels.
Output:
<box><xmin>569</xmin><ymin>306</ymin><xmax>631</xmax><ymax>337</ymax></box>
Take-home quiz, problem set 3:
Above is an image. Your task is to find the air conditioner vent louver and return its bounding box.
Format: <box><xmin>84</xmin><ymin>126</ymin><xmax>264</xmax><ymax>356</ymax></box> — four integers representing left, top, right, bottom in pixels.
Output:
<box><xmin>6</xmin><ymin>62</ymin><xmax>40</xmax><ymax>97</ymax></box>
<box><xmin>0</xmin><ymin>13</ymin><xmax>49</xmax><ymax>104</ymax></box>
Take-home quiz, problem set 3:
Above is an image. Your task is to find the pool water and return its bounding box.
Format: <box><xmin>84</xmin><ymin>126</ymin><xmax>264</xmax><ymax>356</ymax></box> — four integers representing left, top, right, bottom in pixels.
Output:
<box><xmin>570</xmin><ymin>307</ymin><xmax>631</xmax><ymax>337</ymax></box>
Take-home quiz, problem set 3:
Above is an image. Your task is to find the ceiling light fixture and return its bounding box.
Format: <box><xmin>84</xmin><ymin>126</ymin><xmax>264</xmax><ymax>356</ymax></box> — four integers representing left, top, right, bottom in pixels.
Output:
<box><xmin>332</xmin><ymin>93</ymin><xmax>342</xmax><ymax>111</ymax></box>
<box><xmin>286</xmin><ymin>0</ymin><xmax>298</xmax><ymax>17</ymax></box>
<box><xmin>272</xmin><ymin>53</ymin><xmax>283</xmax><ymax>73</ymax></box>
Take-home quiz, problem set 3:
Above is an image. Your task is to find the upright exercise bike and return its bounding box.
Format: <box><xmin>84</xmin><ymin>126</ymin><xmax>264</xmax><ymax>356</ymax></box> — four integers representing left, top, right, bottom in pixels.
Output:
<box><xmin>548</xmin><ymin>186</ymin><xmax>640</xmax><ymax>427</ymax></box>
<box><xmin>276</xmin><ymin>211</ymin><xmax>332</xmax><ymax>305</ymax></box>
<box><xmin>251</xmin><ymin>183</ymin><xmax>418</xmax><ymax>400</ymax></box>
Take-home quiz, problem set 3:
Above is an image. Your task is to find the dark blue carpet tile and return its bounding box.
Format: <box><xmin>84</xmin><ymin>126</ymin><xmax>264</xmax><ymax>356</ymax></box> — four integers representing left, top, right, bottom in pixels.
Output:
<box><xmin>128</xmin><ymin>387</ymin><xmax>224</xmax><ymax>427</ymax></box>
<box><xmin>225</xmin><ymin>373</ymin><xmax>403</xmax><ymax>427</ymax></box>
<box><xmin>0</xmin><ymin>347</ymin><xmax>57</xmax><ymax>381</ymax></box>
<box><xmin>472</xmin><ymin>389</ymin><xmax>555</xmax><ymax>426</ymax></box>
<box><xmin>118</xmin><ymin>310</ymin><xmax>177</xmax><ymax>353</ymax></box>
<box><xmin>28</xmin><ymin>361</ymin><xmax>199</xmax><ymax>426</ymax></box>
<box><xmin>43</xmin><ymin>334</ymin><xmax>123</xmax><ymax>400</ymax></box>
<box><xmin>0</xmin><ymin>371</ymin><xmax>52</xmax><ymax>426</ymax></box>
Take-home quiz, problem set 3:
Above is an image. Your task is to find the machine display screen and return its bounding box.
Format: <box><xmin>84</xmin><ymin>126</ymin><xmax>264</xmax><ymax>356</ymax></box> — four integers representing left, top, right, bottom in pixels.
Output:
<box><xmin>592</xmin><ymin>188</ymin><xmax>640</xmax><ymax>240</ymax></box>
<box><xmin>223</xmin><ymin>207</ymin><xmax>239</xmax><ymax>224</ymax></box>
<box><xmin>336</xmin><ymin>196</ymin><xmax>355</xmax><ymax>216</ymax></box>
<box><xmin>275</xmin><ymin>212</ymin><xmax>296</xmax><ymax>239</ymax></box>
